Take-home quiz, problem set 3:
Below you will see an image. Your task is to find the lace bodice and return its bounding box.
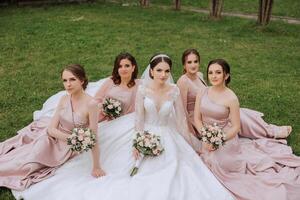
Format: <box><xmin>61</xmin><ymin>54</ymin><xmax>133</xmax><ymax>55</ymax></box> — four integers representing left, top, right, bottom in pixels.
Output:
<box><xmin>135</xmin><ymin>84</ymin><xmax>194</xmax><ymax>147</ymax></box>
<box><xmin>142</xmin><ymin>94</ymin><xmax>174</xmax><ymax>126</ymax></box>
<box><xmin>135</xmin><ymin>84</ymin><xmax>179</xmax><ymax>126</ymax></box>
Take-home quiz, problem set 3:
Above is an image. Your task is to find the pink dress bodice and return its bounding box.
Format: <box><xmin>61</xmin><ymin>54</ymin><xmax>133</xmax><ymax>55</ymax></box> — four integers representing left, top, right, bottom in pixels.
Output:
<box><xmin>199</xmin><ymin>90</ymin><xmax>230</xmax><ymax>129</ymax></box>
<box><xmin>177</xmin><ymin>74</ymin><xmax>207</xmax><ymax>135</ymax></box>
<box><xmin>95</xmin><ymin>78</ymin><xmax>139</xmax><ymax>122</ymax></box>
<box><xmin>58</xmin><ymin>97</ymin><xmax>88</xmax><ymax>133</ymax></box>
<box><xmin>184</xmin><ymin>75</ymin><xmax>207</xmax><ymax>114</ymax></box>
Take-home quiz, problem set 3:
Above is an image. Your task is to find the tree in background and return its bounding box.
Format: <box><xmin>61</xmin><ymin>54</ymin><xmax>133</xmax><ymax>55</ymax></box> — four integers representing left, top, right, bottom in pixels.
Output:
<box><xmin>140</xmin><ymin>0</ymin><xmax>149</xmax><ymax>7</ymax></box>
<box><xmin>209</xmin><ymin>0</ymin><xmax>224</xmax><ymax>19</ymax></box>
<box><xmin>258</xmin><ymin>0</ymin><xmax>273</xmax><ymax>25</ymax></box>
<box><xmin>174</xmin><ymin>0</ymin><xmax>181</xmax><ymax>10</ymax></box>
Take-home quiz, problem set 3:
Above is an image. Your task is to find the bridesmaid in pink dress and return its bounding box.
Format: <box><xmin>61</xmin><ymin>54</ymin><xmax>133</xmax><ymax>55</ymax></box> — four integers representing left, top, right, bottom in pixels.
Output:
<box><xmin>177</xmin><ymin>48</ymin><xmax>292</xmax><ymax>139</ymax></box>
<box><xmin>0</xmin><ymin>64</ymin><xmax>105</xmax><ymax>191</ymax></box>
<box><xmin>94</xmin><ymin>52</ymin><xmax>139</xmax><ymax>122</ymax></box>
<box><xmin>194</xmin><ymin>59</ymin><xmax>300</xmax><ymax>200</ymax></box>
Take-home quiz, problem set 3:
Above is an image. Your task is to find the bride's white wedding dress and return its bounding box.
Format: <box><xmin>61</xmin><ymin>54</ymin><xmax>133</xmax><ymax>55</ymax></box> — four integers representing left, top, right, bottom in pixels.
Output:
<box><xmin>13</xmin><ymin>83</ymin><xmax>234</xmax><ymax>200</ymax></box>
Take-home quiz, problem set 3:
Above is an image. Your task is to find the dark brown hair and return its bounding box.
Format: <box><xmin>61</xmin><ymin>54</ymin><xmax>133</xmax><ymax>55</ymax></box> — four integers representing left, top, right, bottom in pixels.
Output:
<box><xmin>207</xmin><ymin>59</ymin><xmax>231</xmax><ymax>86</ymax></box>
<box><xmin>111</xmin><ymin>52</ymin><xmax>138</xmax><ymax>88</ymax></box>
<box><xmin>62</xmin><ymin>64</ymin><xmax>88</xmax><ymax>90</ymax></box>
<box><xmin>149</xmin><ymin>54</ymin><xmax>172</xmax><ymax>79</ymax></box>
<box><xmin>182</xmin><ymin>48</ymin><xmax>200</xmax><ymax>74</ymax></box>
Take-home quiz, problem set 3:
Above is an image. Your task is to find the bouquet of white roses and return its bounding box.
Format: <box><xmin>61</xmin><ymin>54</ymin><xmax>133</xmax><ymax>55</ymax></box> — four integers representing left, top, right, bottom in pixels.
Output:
<box><xmin>197</xmin><ymin>123</ymin><xmax>226</xmax><ymax>150</ymax></box>
<box><xmin>130</xmin><ymin>131</ymin><xmax>164</xmax><ymax>176</ymax></box>
<box><xmin>67</xmin><ymin>127</ymin><xmax>96</xmax><ymax>153</ymax></box>
<box><xmin>102</xmin><ymin>97</ymin><xmax>122</xmax><ymax>119</ymax></box>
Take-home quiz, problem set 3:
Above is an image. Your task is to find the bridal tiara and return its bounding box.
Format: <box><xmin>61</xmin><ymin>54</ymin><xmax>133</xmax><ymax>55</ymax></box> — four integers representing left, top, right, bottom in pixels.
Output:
<box><xmin>150</xmin><ymin>54</ymin><xmax>170</xmax><ymax>62</ymax></box>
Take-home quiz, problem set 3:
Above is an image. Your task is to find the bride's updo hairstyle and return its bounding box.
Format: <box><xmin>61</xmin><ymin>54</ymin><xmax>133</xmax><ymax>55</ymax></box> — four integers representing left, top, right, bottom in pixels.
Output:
<box><xmin>207</xmin><ymin>58</ymin><xmax>231</xmax><ymax>86</ymax></box>
<box><xmin>112</xmin><ymin>52</ymin><xmax>138</xmax><ymax>88</ymax></box>
<box><xmin>62</xmin><ymin>64</ymin><xmax>88</xmax><ymax>90</ymax></box>
<box><xmin>149</xmin><ymin>54</ymin><xmax>172</xmax><ymax>79</ymax></box>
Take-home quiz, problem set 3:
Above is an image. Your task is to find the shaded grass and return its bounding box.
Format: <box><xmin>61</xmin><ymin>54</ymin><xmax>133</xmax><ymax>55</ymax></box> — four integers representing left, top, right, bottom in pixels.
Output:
<box><xmin>0</xmin><ymin>2</ymin><xmax>300</xmax><ymax>199</ymax></box>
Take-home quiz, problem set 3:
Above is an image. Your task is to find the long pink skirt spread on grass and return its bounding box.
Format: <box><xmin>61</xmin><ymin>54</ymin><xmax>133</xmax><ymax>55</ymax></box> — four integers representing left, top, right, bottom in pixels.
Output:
<box><xmin>199</xmin><ymin>89</ymin><xmax>300</xmax><ymax>200</ymax></box>
<box><xmin>0</xmin><ymin>96</ymin><xmax>86</xmax><ymax>191</ymax></box>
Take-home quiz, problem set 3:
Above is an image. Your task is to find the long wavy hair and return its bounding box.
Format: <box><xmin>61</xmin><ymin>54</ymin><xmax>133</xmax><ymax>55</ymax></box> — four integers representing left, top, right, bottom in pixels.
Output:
<box><xmin>111</xmin><ymin>52</ymin><xmax>138</xmax><ymax>88</ymax></box>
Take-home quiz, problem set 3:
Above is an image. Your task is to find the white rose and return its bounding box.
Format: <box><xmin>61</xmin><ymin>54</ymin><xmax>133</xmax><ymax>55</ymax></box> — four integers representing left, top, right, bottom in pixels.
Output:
<box><xmin>84</xmin><ymin>137</ymin><xmax>91</xmax><ymax>144</ymax></box>
<box><xmin>107</xmin><ymin>105</ymin><xmax>113</xmax><ymax>109</ymax></box>
<box><xmin>82</xmin><ymin>140</ymin><xmax>88</xmax><ymax>146</ymax></box>
<box><xmin>144</xmin><ymin>141</ymin><xmax>151</xmax><ymax>147</ymax></box>
<box><xmin>144</xmin><ymin>138</ymin><xmax>150</xmax><ymax>144</ymax></box>
<box><xmin>78</xmin><ymin>135</ymin><xmax>84</xmax><ymax>141</ymax></box>
<box><xmin>138</xmin><ymin>141</ymin><xmax>144</xmax><ymax>147</ymax></box>
<box><xmin>85</xmin><ymin>130</ymin><xmax>91</xmax><ymax>136</ymax></box>
<box><xmin>78</xmin><ymin>129</ymin><xmax>84</xmax><ymax>134</ymax></box>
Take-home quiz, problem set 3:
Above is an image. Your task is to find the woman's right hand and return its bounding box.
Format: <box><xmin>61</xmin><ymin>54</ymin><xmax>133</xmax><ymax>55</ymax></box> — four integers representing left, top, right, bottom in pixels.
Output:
<box><xmin>132</xmin><ymin>148</ymin><xmax>140</xmax><ymax>160</ymax></box>
<box><xmin>203</xmin><ymin>142</ymin><xmax>216</xmax><ymax>152</ymax></box>
<box><xmin>91</xmin><ymin>167</ymin><xmax>106</xmax><ymax>178</ymax></box>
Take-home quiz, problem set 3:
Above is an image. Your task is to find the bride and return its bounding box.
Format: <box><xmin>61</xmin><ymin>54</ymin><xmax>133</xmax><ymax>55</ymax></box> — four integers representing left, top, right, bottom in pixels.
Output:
<box><xmin>13</xmin><ymin>54</ymin><xmax>234</xmax><ymax>200</ymax></box>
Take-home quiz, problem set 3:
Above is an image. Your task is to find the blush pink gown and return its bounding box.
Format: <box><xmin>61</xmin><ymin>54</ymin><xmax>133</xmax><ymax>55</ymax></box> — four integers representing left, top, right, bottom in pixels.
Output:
<box><xmin>94</xmin><ymin>78</ymin><xmax>139</xmax><ymax>122</ymax></box>
<box><xmin>0</xmin><ymin>96</ymin><xmax>87</xmax><ymax>191</ymax></box>
<box><xmin>199</xmin><ymin>89</ymin><xmax>300</xmax><ymax>200</ymax></box>
<box><xmin>177</xmin><ymin>74</ymin><xmax>290</xmax><ymax>139</ymax></box>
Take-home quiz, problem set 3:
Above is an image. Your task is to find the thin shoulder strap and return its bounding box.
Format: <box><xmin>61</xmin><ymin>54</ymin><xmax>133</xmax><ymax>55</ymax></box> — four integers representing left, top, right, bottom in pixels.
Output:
<box><xmin>198</xmin><ymin>74</ymin><xmax>207</xmax><ymax>87</ymax></box>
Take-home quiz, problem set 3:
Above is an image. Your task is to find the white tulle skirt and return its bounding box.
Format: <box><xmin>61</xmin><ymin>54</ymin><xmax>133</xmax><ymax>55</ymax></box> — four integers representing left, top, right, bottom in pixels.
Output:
<box><xmin>13</xmin><ymin>113</ymin><xmax>234</xmax><ymax>200</ymax></box>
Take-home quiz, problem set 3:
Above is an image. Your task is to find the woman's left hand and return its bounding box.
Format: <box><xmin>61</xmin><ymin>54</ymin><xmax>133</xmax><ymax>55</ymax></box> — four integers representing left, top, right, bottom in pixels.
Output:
<box><xmin>91</xmin><ymin>167</ymin><xmax>106</xmax><ymax>178</ymax></box>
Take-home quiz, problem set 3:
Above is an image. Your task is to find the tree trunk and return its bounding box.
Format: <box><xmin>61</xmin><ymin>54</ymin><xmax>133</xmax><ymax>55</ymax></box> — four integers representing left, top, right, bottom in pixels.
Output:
<box><xmin>174</xmin><ymin>0</ymin><xmax>181</xmax><ymax>10</ymax></box>
<box><xmin>258</xmin><ymin>0</ymin><xmax>273</xmax><ymax>25</ymax></box>
<box><xmin>140</xmin><ymin>0</ymin><xmax>149</xmax><ymax>7</ymax></box>
<box><xmin>209</xmin><ymin>0</ymin><xmax>224</xmax><ymax>19</ymax></box>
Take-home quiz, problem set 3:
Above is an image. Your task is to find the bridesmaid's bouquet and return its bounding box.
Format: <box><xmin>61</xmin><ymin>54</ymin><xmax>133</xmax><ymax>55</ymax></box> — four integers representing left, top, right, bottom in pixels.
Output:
<box><xmin>102</xmin><ymin>97</ymin><xmax>122</xmax><ymax>119</ymax></box>
<box><xmin>67</xmin><ymin>128</ymin><xmax>96</xmax><ymax>153</ymax></box>
<box><xmin>197</xmin><ymin>123</ymin><xmax>226</xmax><ymax>149</ymax></box>
<box><xmin>130</xmin><ymin>131</ymin><xmax>164</xmax><ymax>176</ymax></box>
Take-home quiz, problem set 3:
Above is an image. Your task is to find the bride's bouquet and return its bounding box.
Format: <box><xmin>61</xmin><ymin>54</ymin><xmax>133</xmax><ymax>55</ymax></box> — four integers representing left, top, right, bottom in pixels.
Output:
<box><xmin>102</xmin><ymin>97</ymin><xmax>122</xmax><ymax>119</ymax></box>
<box><xmin>130</xmin><ymin>131</ymin><xmax>164</xmax><ymax>176</ymax></box>
<box><xmin>197</xmin><ymin>123</ymin><xmax>226</xmax><ymax>150</ymax></box>
<box><xmin>67</xmin><ymin>127</ymin><xmax>96</xmax><ymax>153</ymax></box>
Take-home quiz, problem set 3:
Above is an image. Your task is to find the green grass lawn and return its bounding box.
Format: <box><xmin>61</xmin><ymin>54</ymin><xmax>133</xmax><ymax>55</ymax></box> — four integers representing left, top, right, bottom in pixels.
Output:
<box><xmin>0</xmin><ymin>2</ymin><xmax>299</xmax><ymax>199</ymax></box>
